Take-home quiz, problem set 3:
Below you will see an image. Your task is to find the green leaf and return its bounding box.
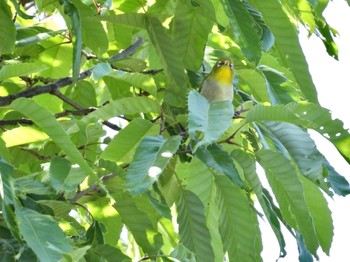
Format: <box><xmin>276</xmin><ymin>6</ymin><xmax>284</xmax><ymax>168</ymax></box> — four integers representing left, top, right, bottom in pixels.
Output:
<box><xmin>16</xmin><ymin>207</ymin><xmax>73</xmax><ymax>262</ymax></box>
<box><xmin>146</xmin><ymin>16</ymin><xmax>190</xmax><ymax>107</ymax></box>
<box><xmin>176</xmin><ymin>190</ymin><xmax>215</xmax><ymax>262</ymax></box>
<box><xmin>172</xmin><ymin>0</ymin><xmax>214</xmax><ymax>70</ymax></box>
<box><xmin>92</xmin><ymin>63</ymin><xmax>113</xmax><ymax>81</ymax></box>
<box><xmin>215</xmin><ymin>174</ymin><xmax>262</xmax><ymax>261</ymax></box>
<box><xmin>1</xmin><ymin>126</ymin><xmax>49</xmax><ymax>147</ymax></box>
<box><xmin>61</xmin><ymin>0</ymin><xmax>82</xmax><ymax>82</ymax></box>
<box><xmin>94</xmin><ymin>244</ymin><xmax>131</xmax><ymax>262</ymax></box>
<box><xmin>324</xmin><ymin>160</ymin><xmax>350</xmax><ymax>196</ymax></box>
<box><xmin>15</xmin><ymin>27</ymin><xmax>64</xmax><ymax>47</ymax></box>
<box><xmin>100</xmin><ymin>13</ymin><xmax>146</xmax><ymax>28</ymax></box>
<box><xmin>188</xmin><ymin>90</ymin><xmax>234</xmax><ymax>150</ymax></box>
<box><xmin>257</xmin><ymin>149</ymin><xmax>319</xmax><ymax>255</ymax></box>
<box><xmin>0</xmin><ymin>137</ymin><xmax>11</xmax><ymax>162</ymax></box>
<box><xmin>0</xmin><ymin>159</ymin><xmax>21</xmax><ymax>241</ymax></box>
<box><xmin>300</xmin><ymin>175</ymin><xmax>333</xmax><ymax>254</ymax></box>
<box><xmin>220</xmin><ymin>0</ymin><xmax>262</xmax><ymax>64</ymax></box>
<box><xmin>232</xmin><ymin>149</ymin><xmax>286</xmax><ymax>257</ymax></box>
<box><xmin>101</xmin><ymin>118</ymin><xmax>159</xmax><ymax>164</ymax></box>
<box><xmin>246</xmin><ymin>103</ymin><xmax>350</xmax><ymax>164</ymax></box>
<box><xmin>0</xmin><ymin>63</ymin><xmax>48</xmax><ymax>81</ymax></box>
<box><xmin>83</xmin><ymin>97</ymin><xmax>160</xmax><ymax>122</ymax></box>
<box><xmin>242</xmin><ymin>0</ymin><xmax>274</xmax><ymax>52</ymax></box>
<box><xmin>195</xmin><ymin>143</ymin><xmax>244</xmax><ymax>187</ymax></box>
<box><xmin>262</xmin><ymin>122</ymin><xmax>325</xmax><ymax>186</ymax></box>
<box><xmin>258</xmin><ymin>65</ymin><xmax>294</xmax><ymax>104</ymax></box>
<box><xmin>113</xmin><ymin>194</ymin><xmax>163</xmax><ymax>254</ymax></box>
<box><xmin>87</xmin><ymin>198</ymin><xmax>122</xmax><ymax>246</ymax></box>
<box><xmin>250</xmin><ymin>0</ymin><xmax>318</xmax><ymax>103</ymax></box>
<box><xmin>0</xmin><ymin>0</ymin><xmax>16</xmax><ymax>53</ymax></box>
<box><xmin>126</xmin><ymin>135</ymin><xmax>181</xmax><ymax>195</ymax></box>
<box><xmin>49</xmin><ymin>157</ymin><xmax>80</xmax><ymax>193</ymax></box>
<box><xmin>11</xmin><ymin>98</ymin><xmax>97</xmax><ymax>181</ymax></box>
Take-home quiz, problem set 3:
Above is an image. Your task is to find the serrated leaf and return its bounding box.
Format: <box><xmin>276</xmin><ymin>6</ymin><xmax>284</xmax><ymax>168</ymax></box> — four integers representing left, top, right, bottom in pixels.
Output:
<box><xmin>246</xmin><ymin>102</ymin><xmax>350</xmax><ymax>164</ymax></box>
<box><xmin>0</xmin><ymin>0</ymin><xmax>16</xmax><ymax>53</ymax></box>
<box><xmin>113</xmin><ymin>195</ymin><xmax>163</xmax><ymax>254</ymax></box>
<box><xmin>146</xmin><ymin>16</ymin><xmax>190</xmax><ymax>107</ymax></box>
<box><xmin>257</xmin><ymin>149</ymin><xmax>319</xmax><ymax>255</ymax></box>
<box><xmin>250</xmin><ymin>0</ymin><xmax>318</xmax><ymax>102</ymax></box>
<box><xmin>16</xmin><ymin>207</ymin><xmax>73</xmax><ymax>262</ymax></box>
<box><xmin>176</xmin><ymin>190</ymin><xmax>215</xmax><ymax>262</ymax></box>
<box><xmin>262</xmin><ymin>122</ymin><xmax>325</xmax><ymax>186</ymax></box>
<box><xmin>0</xmin><ymin>63</ymin><xmax>47</xmax><ymax>81</ymax></box>
<box><xmin>172</xmin><ymin>0</ymin><xmax>214</xmax><ymax>70</ymax></box>
<box><xmin>232</xmin><ymin>149</ymin><xmax>286</xmax><ymax>257</ymax></box>
<box><xmin>258</xmin><ymin>65</ymin><xmax>294</xmax><ymax>104</ymax></box>
<box><xmin>126</xmin><ymin>135</ymin><xmax>181</xmax><ymax>195</ymax></box>
<box><xmin>188</xmin><ymin>90</ymin><xmax>234</xmax><ymax>150</ymax></box>
<box><xmin>300</xmin><ymin>175</ymin><xmax>333</xmax><ymax>254</ymax></box>
<box><xmin>195</xmin><ymin>143</ymin><xmax>244</xmax><ymax>187</ymax></box>
<box><xmin>11</xmin><ymin>98</ymin><xmax>96</xmax><ymax>181</ymax></box>
<box><xmin>324</xmin><ymin>160</ymin><xmax>350</xmax><ymax>196</ymax></box>
<box><xmin>215</xmin><ymin>174</ymin><xmax>262</xmax><ymax>261</ymax></box>
<box><xmin>220</xmin><ymin>0</ymin><xmax>262</xmax><ymax>64</ymax></box>
<box><xmin>101</xmin><ymin>118</ymin><xmax>158</xmax><ymax>164</ymax></box>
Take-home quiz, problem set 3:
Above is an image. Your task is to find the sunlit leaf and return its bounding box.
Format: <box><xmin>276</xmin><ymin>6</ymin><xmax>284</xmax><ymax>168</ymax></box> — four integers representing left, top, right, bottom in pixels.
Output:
<box><xmin>188</xmin><ymin>90</ymin><xmax>234</xmax><ymax>151</ymax></box>
<box><xmin>126</xmin><ymin>135</ymin><xmax>181</xmax><ymax>195</ymax></box>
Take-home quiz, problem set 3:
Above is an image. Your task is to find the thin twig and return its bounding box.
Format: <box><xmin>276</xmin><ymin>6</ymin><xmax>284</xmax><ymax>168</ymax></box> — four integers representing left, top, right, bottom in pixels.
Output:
<box><xmin>0</xmin><ymin>37</ymin><xmax>144</xmax><ymax>107</ymax></box>
<box><xmin>51</xmin><ymin>89</ymin><xmax>83</xmax><ymax>110</ymax></box>
<box><xmin>0</xmin><ymin>69</ymin><xmax>92</xmax><ymax>106</ymax></box>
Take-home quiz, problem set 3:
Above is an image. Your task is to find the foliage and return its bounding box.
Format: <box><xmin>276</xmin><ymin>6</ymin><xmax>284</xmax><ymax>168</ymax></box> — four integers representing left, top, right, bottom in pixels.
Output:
<box><xmin>0</xmin><ymin>0</ymin><xmax>349</xmax><ymax>261</ymax></box>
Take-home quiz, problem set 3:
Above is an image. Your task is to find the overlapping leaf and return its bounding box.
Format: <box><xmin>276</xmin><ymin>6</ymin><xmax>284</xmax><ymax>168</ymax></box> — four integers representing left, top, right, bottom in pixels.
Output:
<box><xmin>176</xmin><ymin>190</ymin><xmax>215</xmax><ymax>262</ymax></box>
<box><xmin>215</xmin><ymin>175</ymin><xmax>262</xmax><ymax>261</ymax></box>
<box><xmin>11</xmin><ymin>98</ymin><xmax>96</xmax><ymax>181</ymax></box>
<box><xmin>251</xmin><ymin>0</ymin><xmax>319</xmax><ymax>103</ymax></box>
<box><xmin>126</xmin><ymin>135</ymin><xmax>181</xmax><ymax>195</ymax></box>
<box><xmin>188</xmin><ymin>90</ymin><xmax>234</xmax><ymax>151</ymax></box>
<box><xmin>257</xmin><ymin>149</ymin><xmax>319</xmax><ymax>255</ymax></box>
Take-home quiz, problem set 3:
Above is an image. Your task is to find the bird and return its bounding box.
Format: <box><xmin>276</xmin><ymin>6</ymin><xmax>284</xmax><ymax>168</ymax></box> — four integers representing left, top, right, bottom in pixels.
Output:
<box><xmin>200</xmin><ymin>57</ymin><xmax>234</xmax><ymax>103</ymax></box>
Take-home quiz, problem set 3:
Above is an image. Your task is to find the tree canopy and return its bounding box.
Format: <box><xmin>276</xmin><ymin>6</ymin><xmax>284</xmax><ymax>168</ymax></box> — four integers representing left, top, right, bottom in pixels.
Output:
<box><xmin>0</xmin><ymin>0</ymin><xmax>350</xmax><ymax>261</ymax></box>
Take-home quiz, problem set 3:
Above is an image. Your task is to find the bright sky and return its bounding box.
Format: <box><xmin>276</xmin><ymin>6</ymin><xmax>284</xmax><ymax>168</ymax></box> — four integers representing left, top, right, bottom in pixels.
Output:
<box><xmin>262</xmin><ymin>1</ymin><xmax>350</xmax><ymax>261</ymax></box>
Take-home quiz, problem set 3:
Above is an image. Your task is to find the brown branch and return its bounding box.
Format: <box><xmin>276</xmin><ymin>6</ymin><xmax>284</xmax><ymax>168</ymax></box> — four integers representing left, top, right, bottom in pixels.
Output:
<box><xmin>51</xmin><ymin>89</ymin><xmax>83</xmax><ymax>110</ymax></box>
<box><xmin>0</xmin><ymin>69</ymin><xmax>92</xmax><ymax>107</ymax></box>
<box><xmin>70</xmin><ymin>173</ymin><xmax>117</xmax><ymax>203</ymax></box>
<box><xmin>0</xmin><ymin>37</ymin><xmax>145</xmax><ymax>107</ymax></box>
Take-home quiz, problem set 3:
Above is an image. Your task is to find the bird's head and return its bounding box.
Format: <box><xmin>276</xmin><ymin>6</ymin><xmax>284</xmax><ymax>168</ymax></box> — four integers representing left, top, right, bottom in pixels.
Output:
<box><xmin>209</xmin><ymin>57</ymin><xmax>234</xmax><ymax>85</ymax></box>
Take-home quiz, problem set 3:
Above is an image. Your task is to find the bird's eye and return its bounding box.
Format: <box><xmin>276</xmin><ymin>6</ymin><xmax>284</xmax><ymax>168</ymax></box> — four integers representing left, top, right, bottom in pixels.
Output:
<box><xmin>217</xmin><ymin>61</ymin><xmax>223</xmax><ymax>67</ymax></box>
<box><xmin>229</xmin><ymin>63</ymin><xmax>233</xmax><ymax>70</ymax></box>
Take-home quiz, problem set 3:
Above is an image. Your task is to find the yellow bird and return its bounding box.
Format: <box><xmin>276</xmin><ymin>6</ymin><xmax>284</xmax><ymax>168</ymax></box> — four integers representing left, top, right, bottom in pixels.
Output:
<box><xmin>200</xmin><ymin>57</ymin><xmax>234</xmax><ymax>103</ymax></box>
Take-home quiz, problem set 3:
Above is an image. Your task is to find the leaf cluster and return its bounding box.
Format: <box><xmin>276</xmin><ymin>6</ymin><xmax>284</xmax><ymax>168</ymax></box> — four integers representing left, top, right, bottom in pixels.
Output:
<box><xmin>0</xmin><ymin>0</ymin><xmax>349</xmax><ymax>261</ymax></box>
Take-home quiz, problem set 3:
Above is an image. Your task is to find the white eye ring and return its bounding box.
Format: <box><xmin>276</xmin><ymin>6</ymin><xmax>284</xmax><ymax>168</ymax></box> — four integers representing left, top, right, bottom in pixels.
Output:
<box><xmin>217</xmin><ymin>61</ymin><xmax>223</xmax><ymax>67</ymax></box>
<box><xmin>229</xmin><ymin>63</ymin><xmax>233</xmax><ymax>70</ymax></box>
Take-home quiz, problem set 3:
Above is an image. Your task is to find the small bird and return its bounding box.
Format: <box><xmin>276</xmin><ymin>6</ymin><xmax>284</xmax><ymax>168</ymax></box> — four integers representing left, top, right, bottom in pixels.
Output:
<box><xmin>200</xmin><ymin>57</ymin><xmax>234</xmax><ymax>103</ymax></box>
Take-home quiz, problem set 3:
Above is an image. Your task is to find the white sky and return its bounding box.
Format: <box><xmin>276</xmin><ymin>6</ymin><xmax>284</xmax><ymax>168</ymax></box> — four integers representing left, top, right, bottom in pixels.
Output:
<box><xmin>262</xmin><ymin>1</ymin><xmax>350</xmax><ymax>261</ymax></box>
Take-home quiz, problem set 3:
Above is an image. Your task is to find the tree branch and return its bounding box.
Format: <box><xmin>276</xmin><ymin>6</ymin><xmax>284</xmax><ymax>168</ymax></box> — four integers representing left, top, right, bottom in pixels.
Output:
<box><xmin>0</xmin><ymin>37</ymin><xmax>145</xmax><ymax>107</ymax></box>
<box><xmin>0</xmin><ymin>69</ymin><xmax>92</xmax><ymax>107</ymax></box>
